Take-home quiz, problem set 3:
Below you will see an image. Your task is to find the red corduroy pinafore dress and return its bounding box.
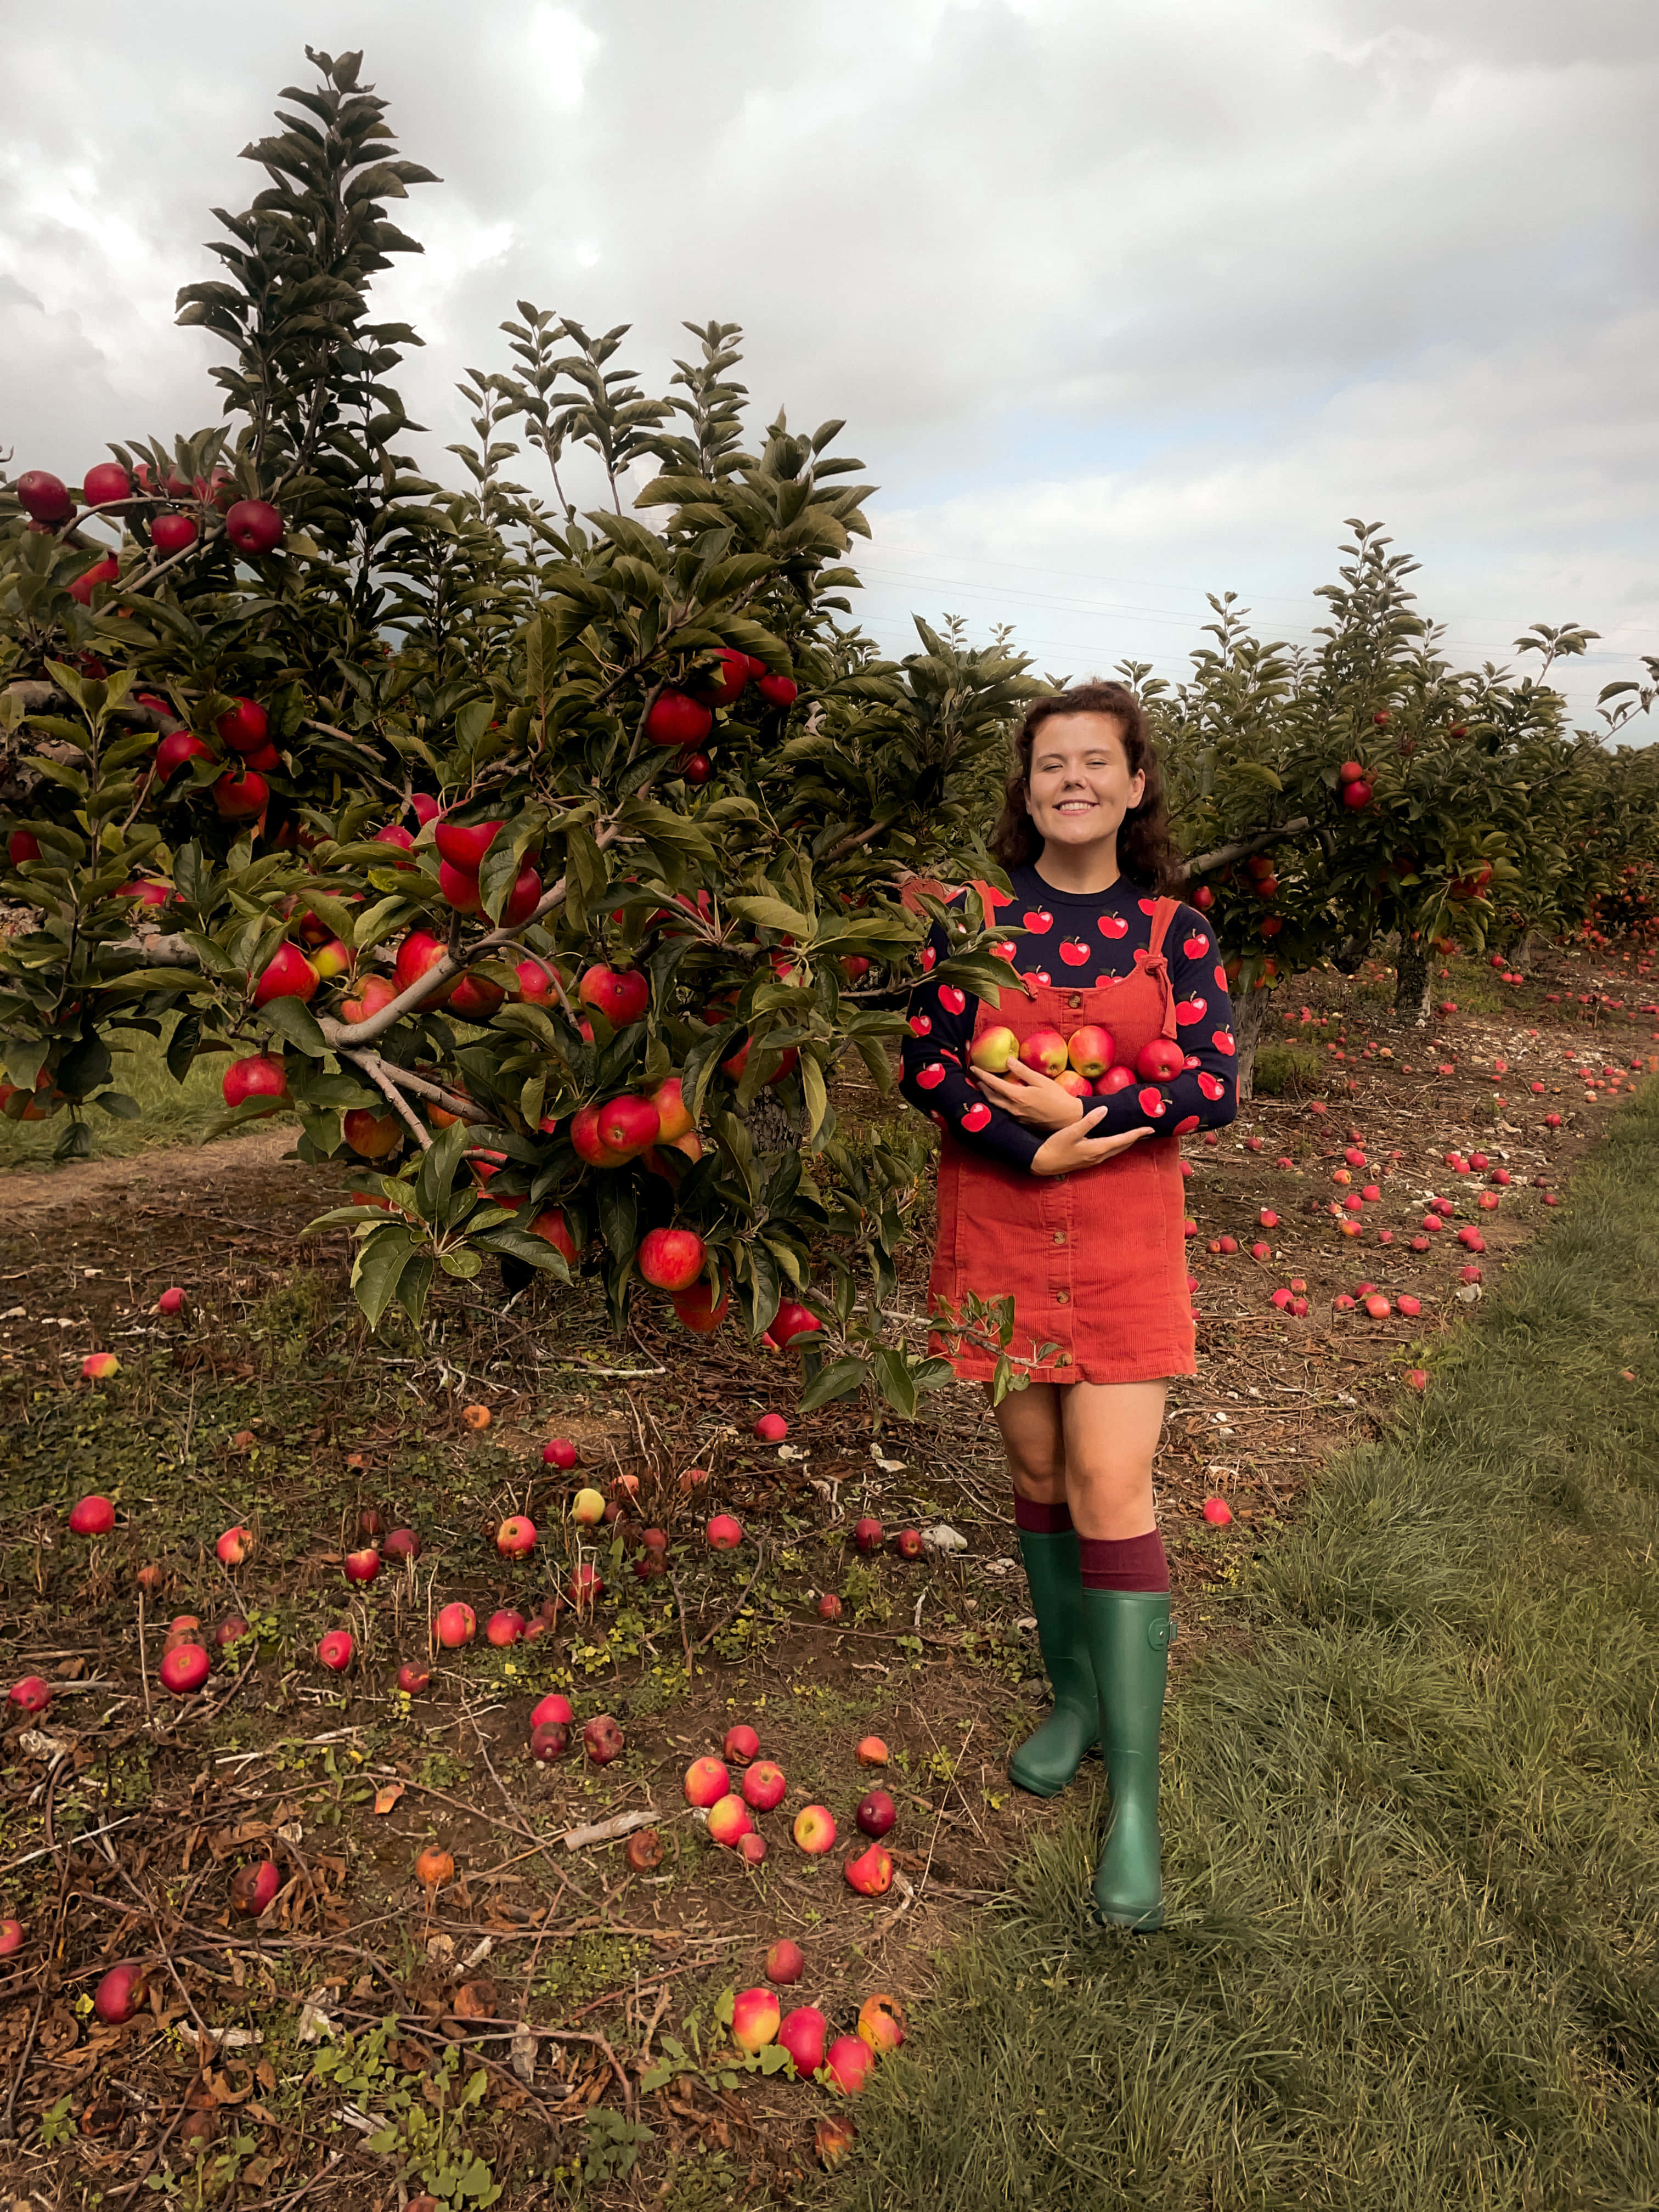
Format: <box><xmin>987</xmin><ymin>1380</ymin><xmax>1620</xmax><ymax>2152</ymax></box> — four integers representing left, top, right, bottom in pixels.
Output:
<box><xmin>927</xmin><ymin>883</ymin><xmax>1196</xmax><ymax>1386</ymax></box>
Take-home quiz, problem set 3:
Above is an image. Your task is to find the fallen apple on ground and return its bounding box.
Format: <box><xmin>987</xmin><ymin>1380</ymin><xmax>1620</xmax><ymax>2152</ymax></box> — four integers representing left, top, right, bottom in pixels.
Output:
<box><xmin>731</xmin><ymin>1987</ymin><xmax>781</xmax><ymax>2054</ymax></box>
<box><xmin>793</xmin><ymin>1804</ymin><xmax>837</xmax><ymax>1854</ymax></box>
<box><xmin>766</xmin><ymin>1938</ymin><xmax>805</xmax><ymax>1985</ymax></box>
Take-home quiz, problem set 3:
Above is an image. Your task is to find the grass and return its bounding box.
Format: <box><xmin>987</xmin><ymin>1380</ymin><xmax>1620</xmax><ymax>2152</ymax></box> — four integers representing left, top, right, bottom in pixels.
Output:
<box><xmin>0</xmin><ymin>1015</ymin><xmax>240</xmax><ymax>1169</ymax></box>
<box><xmin>833</xmin><ymin>1081</ymin><xmax>1659</xmax><ymax>2211</ymax></box>
<box><xmin>1251</xmin><ymin>1039</ymin><xmax>1323</xmax><ymax>1095</ymax></box>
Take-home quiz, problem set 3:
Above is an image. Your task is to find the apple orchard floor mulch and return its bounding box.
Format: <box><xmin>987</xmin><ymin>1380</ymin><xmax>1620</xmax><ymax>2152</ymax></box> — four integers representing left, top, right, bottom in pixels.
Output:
<box><xmin>0</xmin><ymin>943</ymin><xmax>1655</xmax><ymax>2206</ymax></box>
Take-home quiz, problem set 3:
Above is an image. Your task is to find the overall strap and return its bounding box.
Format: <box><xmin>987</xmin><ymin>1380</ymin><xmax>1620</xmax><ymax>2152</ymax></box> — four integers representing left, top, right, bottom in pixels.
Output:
<box><xmin>1146</xmin><ymin>896</ymin><xmax>1183</xmax><ymax>960</ymax></box>
<box><xmin>1141</xmin><ymin>896</ymin><xmax>1184</xmax><ymax>1040</ymax></box>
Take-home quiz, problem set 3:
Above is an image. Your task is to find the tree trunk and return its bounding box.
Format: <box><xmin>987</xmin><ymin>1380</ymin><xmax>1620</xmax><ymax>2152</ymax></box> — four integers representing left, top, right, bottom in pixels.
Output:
<box><xmin>1392</xmin><ymin>938</ymin><xmax>1431</xmax><ymax>1026</ymax></box>
<box><xmin>1233</xmin><ymin>985</ymin><xmax>1273</xmax><ymax>1104</ymax></box>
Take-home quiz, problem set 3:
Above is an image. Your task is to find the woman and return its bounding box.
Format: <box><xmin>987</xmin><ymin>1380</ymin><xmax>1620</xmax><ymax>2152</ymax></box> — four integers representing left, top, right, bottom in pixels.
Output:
<box><xmin>900</xmin><ymin>681</ymin><xmax>1238</xmax><ymax>1930</ymax></box>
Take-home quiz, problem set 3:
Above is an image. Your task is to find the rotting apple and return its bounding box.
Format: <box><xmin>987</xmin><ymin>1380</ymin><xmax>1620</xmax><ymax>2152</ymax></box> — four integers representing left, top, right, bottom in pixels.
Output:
<box><xmin>583</xmin><ymin>1714</ymin><xmax>624</xmax><ymax>1765</ymax></box>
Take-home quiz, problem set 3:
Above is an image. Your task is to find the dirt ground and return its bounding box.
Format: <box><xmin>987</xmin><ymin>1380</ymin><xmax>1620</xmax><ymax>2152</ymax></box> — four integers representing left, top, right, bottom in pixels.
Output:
<box><xmin>0</xmin><ymin>941</ymin><xmax>1654</xmax><ymax>2207</ymax></box>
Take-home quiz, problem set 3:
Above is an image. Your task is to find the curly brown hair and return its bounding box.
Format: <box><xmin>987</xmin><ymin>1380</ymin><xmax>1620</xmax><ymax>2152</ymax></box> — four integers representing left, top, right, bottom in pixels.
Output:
<box><xmin>989</xmin><ymin>681</ymin><xmax>1186</xmax><ymax>893</ymax></box>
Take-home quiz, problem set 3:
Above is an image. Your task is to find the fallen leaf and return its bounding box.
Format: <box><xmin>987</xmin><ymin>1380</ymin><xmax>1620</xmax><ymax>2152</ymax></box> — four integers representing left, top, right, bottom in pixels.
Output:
<box><xmin>373</xmin><ymin>1781</ymin><xmax>405</xmax><ymax>1815</ymax></box>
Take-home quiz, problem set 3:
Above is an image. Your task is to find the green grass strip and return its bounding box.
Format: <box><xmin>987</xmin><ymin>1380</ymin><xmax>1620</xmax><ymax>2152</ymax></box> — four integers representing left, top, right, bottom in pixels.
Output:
<box><xmin>835</xmin><ymin>1084</ymin><xmax>1659</xmax><ymax>2211</ymax></box>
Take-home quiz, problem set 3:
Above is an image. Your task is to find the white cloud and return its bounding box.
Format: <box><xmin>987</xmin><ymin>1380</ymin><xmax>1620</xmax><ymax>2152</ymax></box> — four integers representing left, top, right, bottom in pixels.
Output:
<box><xmin>1</xmin><ymin>0</ymin><xmax>1652</xmax><ymax>727</ymax></box>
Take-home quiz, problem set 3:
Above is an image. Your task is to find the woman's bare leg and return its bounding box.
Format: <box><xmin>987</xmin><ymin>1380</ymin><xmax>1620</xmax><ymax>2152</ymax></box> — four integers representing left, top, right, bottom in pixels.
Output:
<box><xmin>986</xmin><ymin>1379</ymin><xmax>1067</xmax><ymax>1505</ymax></box>
<box><xmin>1057</xmin><ymin>1379</ymin><xmax>1169</xmax><ymax>1538</ymax></box>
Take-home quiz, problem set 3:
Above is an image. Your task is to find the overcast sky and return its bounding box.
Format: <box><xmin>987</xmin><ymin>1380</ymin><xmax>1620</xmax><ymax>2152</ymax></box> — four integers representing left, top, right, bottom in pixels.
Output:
<box><xmin>4</xmin><ymin>0</ymin><xmax>1655</xmax><ymax>730</ymax></box>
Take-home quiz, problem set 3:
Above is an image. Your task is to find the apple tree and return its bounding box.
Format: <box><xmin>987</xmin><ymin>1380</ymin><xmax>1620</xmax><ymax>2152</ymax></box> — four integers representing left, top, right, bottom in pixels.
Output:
<box><xmin>0</xmin><ymin>47</ymin><xmax>1034</xmax><ymax>1419</ymax></box>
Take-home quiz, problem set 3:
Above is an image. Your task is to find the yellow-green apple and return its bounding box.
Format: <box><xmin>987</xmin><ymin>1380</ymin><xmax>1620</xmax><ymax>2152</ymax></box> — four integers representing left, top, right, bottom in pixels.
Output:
<box><xmin>1020</xmin><ymin>1027</ymin><xmax>1069</xmax><ymax>1075</ymax></box>
<box><xmin>792</xmin><ymin>1804</ymin><xmax>836</xmax><ymax>1854</ymax></box>
<box><xmin>571</xmin><ymin>1487</ymin><xmax>606</xmax><ymax>1526</ymax></box>
<box><xmin>742</xmin><ymin>1760</ymin><xmax>787</xmax><ymax>1812</ymax></box>
<box><xmin>730</xmin><ymin>1987</ymin><xmax>780</xmax><ymax>2053</ymax></box>
<box><xmin>844</xmin><ymin>1841</ymin><xmax>893</xmax><ymax>1896</ymax></box>
<box><xmin>708</xmin><ymin>1793</ymin><xmax>753</xmax><ymax>1847</ymax></box>
<box><xmin>81</xmin><ymin>1352</ymin><xmax>120</xmax><ymax>1381</ymax></box>
<box><xmin>311</xmin><ymin>938</ymin><xmax>351</xmax><ymax>982</ymax></box>
<box><xmin>781</xmin><ymin>2005</ymin><xmax>827</xmax><ymax>2075</ymax></box>
<box><xmin>435</xmin><ymin>1602</ymin><xmax>476</xmax><ymax>1649</ymax></box>
<box><xmin>857</xmin><ymin>1994</ymin><xmax>906</xmax><ymax>2052</ymax></box>
<box><xmin>825</xmin><ymin>2035</ymin><xmax>873</xmax><ymax>2094</ymax></box>
<box><xmin>968</xmin><ymin>1026</ymin><xmax>1019</xmax><ymax>1073</ymax></box>
<box><xmin>684</xmin><ymin>1757</ymin><xmax>730</xmax><ymax>1808</ymax></box>
<box><xmin>765</xmin><ymin>1938</ymin><xmax>805</xmax><ymax>1984</ymax></box>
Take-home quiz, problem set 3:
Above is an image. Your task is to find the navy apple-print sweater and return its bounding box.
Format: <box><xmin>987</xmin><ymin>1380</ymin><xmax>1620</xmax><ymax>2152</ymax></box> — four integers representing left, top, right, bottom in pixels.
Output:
<box><xmin>899</xmin><ymin>864</ymin><xmax>1239</xmax><ymax>1172</ymax></box>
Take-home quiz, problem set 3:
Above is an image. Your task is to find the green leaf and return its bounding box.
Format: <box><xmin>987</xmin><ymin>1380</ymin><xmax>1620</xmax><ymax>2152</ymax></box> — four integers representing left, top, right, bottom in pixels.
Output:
<box><xmin>799</xmin><ymin>1356</ymin><xmax>867</xmax><ymax>1412</ymax></box>
<box><xmin>260</xmin><ymin>996</ymin><xmax>329</xmax><ymax>1058</ymax></box>
<box><xmin>351</xmin><ymin>1223</ymin><xmax>421</xmax><ymax>1329</ymax></box>
<box><xmin>92</xmin><ymin>1090</ymin><xmax>143</xmax><ymax>1120</ymax></box>
<box><xmin>729</xmin><ymin>895</ymin><xmax>815</xmax><ymax>939</ymax></box>
<box><xmin>799</xmin><ymin>1055</ymin><xmax>828</xmax><ymax>1145</ymax></box>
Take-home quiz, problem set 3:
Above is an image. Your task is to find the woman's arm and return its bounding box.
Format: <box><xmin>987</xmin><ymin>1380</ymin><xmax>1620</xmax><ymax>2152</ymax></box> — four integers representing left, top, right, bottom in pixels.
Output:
<box><xmin>896</xmin><ymin>922</ymin><xmax>1048</xmax><ymax>1170</ymax></box>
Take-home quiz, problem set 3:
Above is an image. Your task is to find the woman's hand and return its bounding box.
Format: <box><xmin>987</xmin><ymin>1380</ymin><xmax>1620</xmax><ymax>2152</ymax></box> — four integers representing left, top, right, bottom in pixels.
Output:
<box><xmin>972</xmin><ymin>1057</ymin><xmax>1087</xmax><ymax>1132</ymax></box>
<box><xmin>1031</xmin><ymin>1111</ymin><xmax>1155</xmax><ymax>1177</ymax></box>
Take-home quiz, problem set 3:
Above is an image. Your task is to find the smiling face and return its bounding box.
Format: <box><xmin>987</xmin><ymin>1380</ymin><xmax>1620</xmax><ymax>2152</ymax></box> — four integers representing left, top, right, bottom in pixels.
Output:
<box><xmin>1024</xmin><ymin>711</ymin><xmax>1146</xmax><ymax>860</ymax></box>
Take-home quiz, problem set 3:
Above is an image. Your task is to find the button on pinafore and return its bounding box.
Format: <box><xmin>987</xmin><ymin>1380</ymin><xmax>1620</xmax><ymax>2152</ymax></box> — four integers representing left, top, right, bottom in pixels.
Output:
<box><xmin>927</xmin><ymin>887</ymin><xmax>1197</xmax><ymax>1385</ymax></box>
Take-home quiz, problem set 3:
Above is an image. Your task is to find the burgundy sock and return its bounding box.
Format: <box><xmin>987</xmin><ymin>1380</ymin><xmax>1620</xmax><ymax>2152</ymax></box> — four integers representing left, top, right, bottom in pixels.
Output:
<box><xmin>1078</xmin><ymin>1530</ymin><xmax>1170</xmax><ymax>1592</ymax></box>
<box><xmin>1013</xmin><ymin>1494</ymin><xmax>1074</xmax><ymax>1536</ymax></box>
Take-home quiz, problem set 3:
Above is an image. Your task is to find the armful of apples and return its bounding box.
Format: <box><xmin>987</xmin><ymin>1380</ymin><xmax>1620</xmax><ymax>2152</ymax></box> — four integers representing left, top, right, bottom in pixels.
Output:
<box><xmin>973</xmin><ymin>1056</ymin><xmax>1091</xmax><ymax>1131</ymax></box>
<box><xmin>973</xmin><ymin>1060</ymin><xmax>1153</xmax><ymax>1176</ymax></box>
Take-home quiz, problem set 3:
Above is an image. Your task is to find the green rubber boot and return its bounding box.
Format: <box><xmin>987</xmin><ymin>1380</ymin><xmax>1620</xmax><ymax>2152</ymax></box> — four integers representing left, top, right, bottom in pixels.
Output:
<box><xmin>1007</xmin><ymin>1530</ymin><xmax>1099</xmax><ymax>1797</ymax></box>
<box><xmin>1081</xmin><ymin>1588</ymin><xmax>1176</xmax><ymax>1931</ymax></box>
